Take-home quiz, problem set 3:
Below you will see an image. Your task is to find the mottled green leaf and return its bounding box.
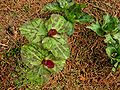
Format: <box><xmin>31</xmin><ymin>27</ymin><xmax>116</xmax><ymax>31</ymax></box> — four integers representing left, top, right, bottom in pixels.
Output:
<box><xmin>21</xmin><ymin>44</ymin><xmax>49</xmax><ymax>66</ymax></box>
<box><xmin>45</xmin><ymin>14</ymin><xmax>74</xmax><ymax>35</ymax></box>
<box><xmin>16</xmin><ymin>66</ymin><xmax>51</xmax><ymax>88</ymax></box>
<box><xmin>19</xmin><ymin>18</ymin><xmax>47</xmax><ymax>44</ymax></box>
<box><xmin>54</xmin><ymin>58</ymin><xmax>66</xmax><ymax>71</ymax></box>
<box><xmin>42</xmin><ymin>36</ymin><xmax>70</xmax><ymax>59</ymax></box>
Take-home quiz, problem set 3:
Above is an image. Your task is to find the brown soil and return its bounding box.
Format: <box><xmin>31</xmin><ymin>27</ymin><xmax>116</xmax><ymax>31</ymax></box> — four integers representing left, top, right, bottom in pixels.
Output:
<box><xmin>0</xmin><ymin>0</ymin><xmax>120</xmax><ymax>90</ymax></box>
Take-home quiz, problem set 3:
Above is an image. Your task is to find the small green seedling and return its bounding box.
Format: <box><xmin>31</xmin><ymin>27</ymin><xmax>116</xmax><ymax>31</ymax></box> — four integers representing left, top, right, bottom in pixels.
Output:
<box><xmin>87</xmin><ymin>14</ymin><xmax>120</xmax><ymax>72</ymax></box>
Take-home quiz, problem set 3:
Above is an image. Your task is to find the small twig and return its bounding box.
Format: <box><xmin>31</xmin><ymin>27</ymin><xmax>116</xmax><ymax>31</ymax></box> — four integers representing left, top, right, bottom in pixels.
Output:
<box><xmin>0</xmin><ymin>43</ymin><xmax>8</xmax><ymax>47</ymax></box>
<box><xmin>89</xmin><ymin>3</ymin><xmax>107</xmax><ymax>13</ymax></box>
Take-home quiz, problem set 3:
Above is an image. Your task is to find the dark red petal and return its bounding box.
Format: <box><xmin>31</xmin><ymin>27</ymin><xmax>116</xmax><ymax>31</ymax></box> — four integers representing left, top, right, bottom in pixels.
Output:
<box><xmin>46</xmin><ymin>60</ymin><xmax>54</xmax><ymax>68</ymax></box>
<box><xmin>48</xmin><ymin>29</ymin><xmax>57</xmax><ymax>37</ymax></box>
<box><xmin>42</xmin><ymin>59</ymin><xmax>55</xmax><ymax>68</ymax></box>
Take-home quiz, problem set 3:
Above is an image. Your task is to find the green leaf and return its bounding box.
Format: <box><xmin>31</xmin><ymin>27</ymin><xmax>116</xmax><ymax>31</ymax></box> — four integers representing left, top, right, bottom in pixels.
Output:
<box><xmin>19</xmin><ymin>18</ymin><xmax>47</xmax><ymax>44</ymax></box>
<box><xmin>21</xmin><ymin>44</ymin><xmax>49</xmax><ymax>66</ymax></box>
<box><xmin>41</xmin><ymin>2</ymin><xmax>61</xmax><ymax>12</ymax></box>
<box><xmin>65</xmin><ymin>3</ymin><xmax>87</xmax><ymax>23</ymax></box>
<box><xmin>103</xmin><ymin>14</ymin><xmax>111</xmax><ymax>24</ymax></box>
<box><xmin>113</xmin><ymin>31</ymin><xmax>120</xmax><ymax>44</ymax></box>
<box><xmin>17</xmin><ymin>66</ymin><xmax>50</xmax><ymax>88</ymax></box>
<box><xmin>45</xmin><ymin>14</ymin><xmax>74</xmax><ymax>35</ymax></box>
<box><xmin>69</xmin><ymin>3</ymin><xmax>86</xmax><ymax>14</ymax></box>
<box><xmin>42</xmin><ymin>36</ymin><xmax>70</xmax><ymax>59</ymax></box>
<box><xmin>104</xmin><ymin>34</ymin><xmax>116</xmax><ymax>44</ymax></box>
<box><xmin>102</xmin><ymin>14</ymin><xmax>119</xmax><ymax>33</ymax></box>
<box><xmin>57</xmin><ymin>0</ymin><xmax>74</xmax><ymax>9</ymax></box>
<box><xmin>106</xmin><ymin>46</ymin><xmax>117</xmax><ymax>58</ymax></box>
<box><xmin>106</xmin><ymin>45</ymin><xmax>120</xmax><ymax>62</ymax></box>
<box><xmin>41</xmin><ymin>0</ymin><xmax>74</xmax><ymax>13</ymax></box>
<box><xmin>75</xmin><ymin>12</ymin><xmax>94</xmax><ymax>23</ymax></box>
<box><xmin>64</xmin><ymin>9</ymin><xmax>75</xmax><ymax>23</ymax></box>
<box><xmin>54</xmin><ymin>59</ymin><xmax>66</xmax><ymax>71</ymax></box>
<box><xmin>87</xmin><ymin>21</ymin><xmax>105</xmax><ymax>36</ymax></box>
<box><xmin>67</xmin><ymin>24</ymin><xmax>74</xmax><ymax>36</ymax></box>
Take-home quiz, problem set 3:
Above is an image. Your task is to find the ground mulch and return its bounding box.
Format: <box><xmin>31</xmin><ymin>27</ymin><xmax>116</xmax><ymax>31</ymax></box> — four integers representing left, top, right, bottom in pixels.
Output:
<box><xmin>0</xmin><ymin>0</ymin><xmax>120</xmax><ymax>90</ymax></box>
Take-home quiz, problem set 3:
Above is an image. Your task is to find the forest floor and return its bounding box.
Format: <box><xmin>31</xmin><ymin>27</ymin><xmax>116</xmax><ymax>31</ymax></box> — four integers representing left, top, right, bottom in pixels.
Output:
<box><xmin>0</xmin><ymin>0</ymin><xmax>120</xmax><ymax>90</ymax></box>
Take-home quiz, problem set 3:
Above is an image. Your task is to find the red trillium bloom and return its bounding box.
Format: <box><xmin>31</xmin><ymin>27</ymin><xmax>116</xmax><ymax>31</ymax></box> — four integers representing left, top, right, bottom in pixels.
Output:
<box><xmin>48</xmin><ymin>29</ymin><xmax>57</xmax><ymax>37</ymax></box>
<box><xmin>42</xmin><ymin>60</ymin><xmax>55</xmax><ymax>68</ymax></box>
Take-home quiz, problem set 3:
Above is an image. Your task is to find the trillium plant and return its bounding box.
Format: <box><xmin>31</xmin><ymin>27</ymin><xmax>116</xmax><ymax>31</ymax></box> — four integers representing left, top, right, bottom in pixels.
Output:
<box><xmin>16</xmin><ymin>14</ymin><xmax>72</xmax><ymax>88</ymax></box>
<box><xmin>87</xmin><ymin>14</ymin><xmax>120</xmax><ymax>72</ymax></box>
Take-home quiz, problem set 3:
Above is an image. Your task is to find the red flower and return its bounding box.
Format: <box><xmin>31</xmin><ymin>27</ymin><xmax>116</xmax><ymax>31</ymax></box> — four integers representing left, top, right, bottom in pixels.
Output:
<box><xmin>48</xmin><ymin>29</ymin><xmax>57</xmax><ymax>37</ymax></box>
<box><xmin>42</xmin><ymin>60</ymin><xmax>54</xmax><ymax>68</ymax></box>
